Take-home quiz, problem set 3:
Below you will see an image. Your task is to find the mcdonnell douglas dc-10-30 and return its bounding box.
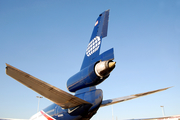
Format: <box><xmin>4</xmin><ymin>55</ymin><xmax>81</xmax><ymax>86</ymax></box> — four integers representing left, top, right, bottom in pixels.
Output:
<box><xmin>5</xmin><ymin>10</ymin><xmax>170</xmax><ymax>120</ymax></box>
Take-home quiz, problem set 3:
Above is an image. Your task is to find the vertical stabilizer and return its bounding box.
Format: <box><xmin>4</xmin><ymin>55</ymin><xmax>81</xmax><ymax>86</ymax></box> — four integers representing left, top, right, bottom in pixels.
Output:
<box><xmin>80</xmin><ymin>10</ymin><xmax>110</xmax><ymax>70</ymax></box>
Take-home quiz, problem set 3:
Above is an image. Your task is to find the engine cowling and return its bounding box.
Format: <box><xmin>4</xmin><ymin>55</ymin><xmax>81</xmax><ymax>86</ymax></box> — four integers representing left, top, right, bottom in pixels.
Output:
<box><xmin>67</xmin><ymin>60</ymin><xmax>116</xmax><ymax>92</ymax></box>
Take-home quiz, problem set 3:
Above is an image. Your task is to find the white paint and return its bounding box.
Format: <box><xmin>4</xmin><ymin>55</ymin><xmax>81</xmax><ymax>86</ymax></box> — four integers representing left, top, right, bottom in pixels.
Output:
<box><xmin>86</xmin><ymin>36</ymin><xmax>101</xmax><ymax>57</ymax></box>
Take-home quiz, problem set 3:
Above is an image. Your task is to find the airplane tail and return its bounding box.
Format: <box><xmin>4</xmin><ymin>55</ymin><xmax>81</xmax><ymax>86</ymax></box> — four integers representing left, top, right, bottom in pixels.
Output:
<box><xmin>80</xmin><ymin>9</ymin><xmax>110</xmax><ymax>70</ymax></box>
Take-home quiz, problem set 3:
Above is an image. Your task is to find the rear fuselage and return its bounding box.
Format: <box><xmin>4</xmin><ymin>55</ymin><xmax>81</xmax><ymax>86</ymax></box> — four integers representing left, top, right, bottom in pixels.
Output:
<box><xmin>30</xmin><ymin>88</ymin><xmax>103</xmax><ymax>120</ymax></box>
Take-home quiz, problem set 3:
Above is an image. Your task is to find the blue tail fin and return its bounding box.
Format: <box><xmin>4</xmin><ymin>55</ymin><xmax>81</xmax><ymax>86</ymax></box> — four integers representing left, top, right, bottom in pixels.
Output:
<box><xmin>80</xmin><ymin>10</ymin><xmax>110</xmax><ymax>70</ymax></box>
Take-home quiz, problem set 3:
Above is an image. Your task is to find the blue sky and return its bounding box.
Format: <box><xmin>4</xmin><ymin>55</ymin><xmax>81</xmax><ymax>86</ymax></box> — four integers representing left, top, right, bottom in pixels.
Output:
<box><xmin>0</xmin><ymin>0</ymin><xmax>180</xmax><ymax>120</ymax></box>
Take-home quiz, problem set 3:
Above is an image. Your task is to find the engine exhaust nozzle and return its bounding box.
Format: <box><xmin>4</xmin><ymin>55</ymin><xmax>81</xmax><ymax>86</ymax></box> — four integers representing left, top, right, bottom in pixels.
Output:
<box><xmin>95</xmin><ymin>60</ymin><xmax>116</xmax><ymax>78</ymax></box>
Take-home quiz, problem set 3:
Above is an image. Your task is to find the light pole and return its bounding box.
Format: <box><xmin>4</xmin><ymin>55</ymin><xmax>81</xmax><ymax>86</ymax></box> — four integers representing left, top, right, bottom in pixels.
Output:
<box><xmin>112</xmin><ymin>105</ymin><xmax>114</xmax><ymax>120</ymax></box>
<box><xmin>37</xmin><ymin>96</ymin><xmax>43</xmax><ymax>112</ymax></box>
<box><xmin>160</xmin><ymin>106</ymin><xmax>165</xmax><ymax>117</ymax></box>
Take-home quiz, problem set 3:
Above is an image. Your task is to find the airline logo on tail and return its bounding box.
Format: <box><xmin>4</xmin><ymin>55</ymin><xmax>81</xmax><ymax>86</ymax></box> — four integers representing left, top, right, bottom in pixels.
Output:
<box><xmin>86</xmin><ymin>36</ymin><xmax>101</xmax><ymax>57</ymax></box>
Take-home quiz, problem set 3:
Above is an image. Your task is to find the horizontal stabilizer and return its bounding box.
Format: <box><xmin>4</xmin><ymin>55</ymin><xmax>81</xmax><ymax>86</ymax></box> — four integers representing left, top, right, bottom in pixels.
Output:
<box><xmin>100</xmin><ymin>87</ymin><xmax>171</xmax><ymax>107</ymax></box>
<box><xmin>6</xmin><ymin>64</ymin><xmax>91</xmax><ymax>109</ymax></box>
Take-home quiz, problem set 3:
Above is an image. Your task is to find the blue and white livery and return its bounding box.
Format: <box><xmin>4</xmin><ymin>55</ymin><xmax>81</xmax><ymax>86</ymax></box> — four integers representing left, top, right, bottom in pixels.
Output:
<box><xmin>4</xmin><ymin>10</ymin><xmax>170</xmax><ymax>120</ymax></box>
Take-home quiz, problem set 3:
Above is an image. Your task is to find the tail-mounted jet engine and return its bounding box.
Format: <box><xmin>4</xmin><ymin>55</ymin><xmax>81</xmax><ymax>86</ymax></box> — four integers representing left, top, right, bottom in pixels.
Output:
<box><xmin>67</xmin><ymin>60</ymin><xmax>116</xmax><ymax>92</ymax></box>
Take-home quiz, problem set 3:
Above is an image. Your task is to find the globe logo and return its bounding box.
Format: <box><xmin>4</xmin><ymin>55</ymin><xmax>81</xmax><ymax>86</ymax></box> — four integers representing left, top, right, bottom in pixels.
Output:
<box><xmin>86</xmin><ymin>36</ymin><xmax>101</xmax><ymax>57</ymax></box>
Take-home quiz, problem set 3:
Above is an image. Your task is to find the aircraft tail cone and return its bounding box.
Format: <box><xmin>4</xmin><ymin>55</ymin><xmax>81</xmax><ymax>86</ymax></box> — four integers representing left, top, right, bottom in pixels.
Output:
<box><xmin>108</xmin><ymin>61</ymin><xmax>116</xmax><ymax>69</ymax></box>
